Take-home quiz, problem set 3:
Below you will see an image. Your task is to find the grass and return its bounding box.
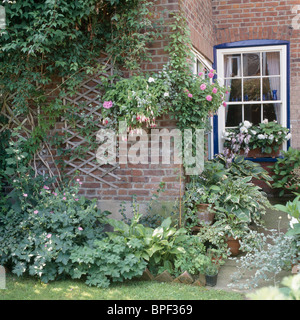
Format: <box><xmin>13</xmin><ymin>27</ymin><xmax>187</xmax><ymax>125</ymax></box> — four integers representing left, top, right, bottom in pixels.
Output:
<box><xmin>0</xmin><ymin>274</ymin><xmax>244</xmax><ymax>300</ymax></box>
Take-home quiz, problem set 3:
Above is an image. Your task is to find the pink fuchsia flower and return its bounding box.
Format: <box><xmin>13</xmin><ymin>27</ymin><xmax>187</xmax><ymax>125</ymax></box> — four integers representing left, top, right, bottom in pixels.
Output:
<box><xmin>208</xmin><ymin>72</ymin><xmax>214</xmax><ymax>79</ymax></box>
<box><xmin>206</xmin><ymin>95</ymin><xmax>213</xmax><ymax>102</ymax></box>
<box><xmin>103</xmin><ymin>101</ymin><xmax>113</xmax><ymax>109</ymax></box>
<box><xmin>212</xmin><ymin>87</ymin><xmax>218</xmax><ymax>94</ymax></box>
<box><xmin>23</xmin><ymin>193</ymin><xmax>28</xmax><ymax>197</ymax></box>
<box><xmin>46</xmin><ymin>234</ymin><xmax>52</xmax><ymax>239</ymax></box>
<box><xmin>188</xmin><ymin>93</ymin><xmax>193</xmax><ymax>98</ymax></box>
<box><xmin>78</xmin><ymin>227</ymin><xmax>83</xmax><ymax>231</ymax></box>
<box><xmin>200</xmin><ymin>84</ymin><xmax>206</xmax><ymax>91</ymax></box>
<box><xmin>34</xmin><ymin>210</ymin><xmax>39</xmax><ymax>214</ymax></box>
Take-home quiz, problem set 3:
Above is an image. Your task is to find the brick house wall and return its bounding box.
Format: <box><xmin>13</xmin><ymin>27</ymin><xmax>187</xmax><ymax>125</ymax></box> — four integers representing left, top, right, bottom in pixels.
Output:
<box><xmin>45</xmin><ymin>0</ymin><xmax>300</xmax><ymax>216</ymax></box>
<box><xmin>212</xmin><ymin>0</ymin><xmax>300</xmax><ymax>149</ymax></box>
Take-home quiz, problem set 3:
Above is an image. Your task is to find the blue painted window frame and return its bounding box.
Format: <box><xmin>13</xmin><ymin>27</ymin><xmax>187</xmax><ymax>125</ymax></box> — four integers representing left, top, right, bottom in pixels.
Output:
<box><xmin>213</xmin><ymin>40</ymin><xmax>290</xmax><ymax>162</ymax></box>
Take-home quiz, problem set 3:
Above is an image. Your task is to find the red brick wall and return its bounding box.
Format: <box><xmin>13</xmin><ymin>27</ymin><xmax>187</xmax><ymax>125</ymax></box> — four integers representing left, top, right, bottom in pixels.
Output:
<box><xmin>181</xmin><ymin>0</ymin><xmax>215</xmax><ymax>62</ymax></box>
<box><xmin>212</xmin><ymin>0</ymin><xmax>300</xmax><ymax>149</ymax></box>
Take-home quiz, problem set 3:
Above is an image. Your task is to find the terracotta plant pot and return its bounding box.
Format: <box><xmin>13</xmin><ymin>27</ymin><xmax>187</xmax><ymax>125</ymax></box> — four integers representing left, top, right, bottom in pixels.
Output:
<box><xmin>226</xmin><ymin>236</ymin><xmax>241</xmax><ymax>256</ymax></box>
<box><xmin>196</xmin><ymin>204</ymin><xmax>215</xmax><ymax>226</ymax></box>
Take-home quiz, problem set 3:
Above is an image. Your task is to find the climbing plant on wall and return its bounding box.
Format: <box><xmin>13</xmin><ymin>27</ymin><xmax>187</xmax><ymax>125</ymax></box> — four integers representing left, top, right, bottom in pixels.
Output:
<box><xmin>0</xmin><ymin>0</ymin><xmax>161</xmax><ymax>192</ymax></box>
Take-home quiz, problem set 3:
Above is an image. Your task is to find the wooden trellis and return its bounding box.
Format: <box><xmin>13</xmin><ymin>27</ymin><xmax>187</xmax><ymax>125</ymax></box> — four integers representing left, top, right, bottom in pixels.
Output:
<box><xmin>0</xmin><ymin>91</ymin><xmax>63</xmax><ymax>184</ymax></box>
<box><xmin>0</xmin><ymin>59</ymin><xmax>121</xmax><ymax>189</ymax></box>
<box><xmin>61</xmin><ymin>61</ymin><xmax>121</xmax><ymax>188</ymax></box>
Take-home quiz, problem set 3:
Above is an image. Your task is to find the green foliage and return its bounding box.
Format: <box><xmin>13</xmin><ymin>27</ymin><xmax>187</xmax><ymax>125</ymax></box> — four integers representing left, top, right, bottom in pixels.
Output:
<box><xmin>107</xmin><ymin>214</ymin><xmax>187</xmax><ymax>275</ymax></box>
<box><xmin>214</xmin><ymin>176</ymin><xmax>271</xmax><ymax>224</ymax></box>
<box><xmin>216</xmin><ymin>154</ymin><xmax>273</xmax><ymax>186</ymax></box>
<box><xmin>70</xmin><ymin>235</ymin><xmax>147</xmax><ymax>288</ymax></box>
<box><xmin>275</xmin><ymin>194</ymin><xmax>300</xmax><ymax>245</ymax></box>
<box><xmin>101</xmin><ymin>74</ymin><xmax>169</xmax><ymax>129</ymax></box>
<box><xmin>248</xmin><ymin>274</ymin><xmax>300</xmax><ymax>300</ymax></box>
<box><xmin>230</xmin><ymin>231</ymin><xmax>299</xmax><ymax>290</ymax></box>
<box><xmin>165</xmin><ymin>14</ymin><xmax>226</xmax><ymax>132</ymax></box>
<box><xmin>183</xmin><ymin>157</ymin><xmax>272</xmax><ymax>229</ymax></box>
<box><xmin>205</xmin><ymin>262</ymin><xmax>218</xmax><ymax>276</ymax></box>
<box><xmin>224</xmin><ymin>120</ymin><xmax>290</xmax><ymax>155</ymax></box>
<box><xmin>0</xmin><ymin>181</ymin><xmax>108</xmax><ymax>283</ymax></box>
<box><xmin>271</xmin><ymin>147</ymin><xmax>300</xmax><ymax>196</ymax></box>
<box><xmin>0</xmin><ymin>0</ymin><xmax>160</xmax><ymax>167</ymax></box>
<box><xmin>173</xmin><ymin>236</ymin><xmax>209</xmax><ymax>276</ymax></box>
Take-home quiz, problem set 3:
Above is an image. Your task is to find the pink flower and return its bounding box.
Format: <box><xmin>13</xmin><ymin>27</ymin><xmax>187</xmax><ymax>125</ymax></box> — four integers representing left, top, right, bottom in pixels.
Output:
<box><xmin>223</xmin><ymin>102</ymin><xmax>227</xmax><ymax>107</ymax></box>
<box><xmin>200</xmin><ymin>84</ymin><xmax>206</xmax><ymax>91</ymax></box>
<box><xmin>226</xmin><ymin>91</ymin><xmax>229</xmax><ymax>94</ymax></box>
<box><xmin>78</xmin><ymin>227</ymin><xmax>83</xmax><ymax>231</ymax></box>
<box><xmin>210</xmin><ymin>69</ymin><xmax>215</xmax><ymax>73</ymax></box>
<box><xmin>34</xmin><ymin>210</ymin><xmax>39</xmax><ymax>214</ymax></box>
<box><xmin>198</xmin><ymin>72</ymin><xmax>203</xmax><ymax>76</ymax></box>
<box><xmin>46</xmin><ymin>234</ymin><xmax>52</xmax><ymax>239</ymax></box>
<box><xmin>63</xmin><ymin>197</ymin><xmax>66</xmax><ymax>200</ymax></box>
<box><xmin>23</xmin><ymin>193</ymin><xmax>28</xmax><ymax>197</ymax></box>
<box><xmin>75</xmin><ymin>198</ymin><xmax>79</xmax><ymax>201</ymax></box>
<box><xmin>212</xmin><ymin>87</ymin><xmax>218</xmax><ymax>94</ymax></box>
<box><xmin>43</xmin><ymin>186</ymin><xmax>49</xmax><ymax>190</ymax></box>
<box><xmin>188</xmin><ymin>93</ymin><xmax>193</xmax><ymax>98</ymax></box>
<box><xmin>53</xmin><ymin>192</ymin><xmax>57</xmax><ymax>196</ymax></box>
<box><xmin>76</xmin><ymin>179</ymin><xmax>80</xmax><ymax>182</ymax></box>
<box><xmin>208</xmin><ymin>72</ymin><xmax>214</xmax><ymax>79</ymax></box>
<box><xmin>103</xmin><ymin>101</ymin><xmax>113</xmax><ymax>109</ymax></box>
<box><xmin>206</xmin><ymin>95</ymin><xmax>213</xmax><ymax>102</ymax></box>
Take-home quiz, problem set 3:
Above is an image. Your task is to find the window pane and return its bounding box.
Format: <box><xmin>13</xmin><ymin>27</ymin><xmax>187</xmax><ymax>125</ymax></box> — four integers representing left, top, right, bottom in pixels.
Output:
<box><xmin>244</xmin><ymin>78</ymin><xmax>261</xmax><ymax>101</ymax></box>
<box><xmin>244</xmin><ymin>104</ymin><xmax>261</xmax><ymax>125</ymax></box>
<box><xmin>263</xmin><ymin>103</ymin><xmax>278</xmax><ymax>122</ymax></box>
<box><xmin>263</xmin><ymin>77</ymin><xmax>280</xmax><ymax>101</ymax></box>
<box><xmin>227</xmin><ymin>79</ymin><xmax>242</xmax><ymax>102</ymax></box>
<box><xmin>263</xmin><ymin>103</ymin><xmax>280</xmax><ymax>121</ymax></box>
<box><xmin>262</xmin><ymin>52</ymin><xmax>280</xmax><ymax>76</ymax></box>
<box><xmin>224</xmin><ymin>54</ymin><xmax>241</xmax><ymax>78</ymax></box>
<box><xmin>225</xmin><ymin>104</ymin><xmax>242</xmax><ymax>127</ymax></box>
<box><xmin>243</xmin><ymin>53</ymin><xmax>260</xmax><ymax>77</ymax></box>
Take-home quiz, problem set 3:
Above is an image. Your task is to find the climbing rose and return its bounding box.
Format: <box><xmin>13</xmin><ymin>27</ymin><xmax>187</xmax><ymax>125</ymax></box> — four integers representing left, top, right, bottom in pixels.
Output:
<box><xmin>188</xmin><ymin>93</ymin><xmax>193</xmax><ymax>98</ymax></box>
<box><xmin>212</xmin><ymin>87</ymin><xmax>218</xmax><ymax>94</ymax></box>
<box><xmin>200</xmin><ymin>84</ymin><xmax>206</xmax><ymax>91</ymax></box>
<box><xmin>208</xmin><ymin>72</ymin><xmax>214</xmax><ymax>78</ymax></box>
<box><xmin>206</xmin><ymin>95</ymin><xmax>212</xmax><ymax>101</ymax></box>
<box><xmin>103</xmin><ymin>101</ymin><xmax>113</xmax><ymax>109</ymax></box>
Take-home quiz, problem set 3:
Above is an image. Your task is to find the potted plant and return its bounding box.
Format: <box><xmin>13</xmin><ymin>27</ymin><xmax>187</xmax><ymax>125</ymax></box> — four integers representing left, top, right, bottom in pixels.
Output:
<box><xmin>183</xmin><ymin>166</ymin><xmax>224</xmax><ymax>229</ymax></box>
<box><xmin>223</xmin><ymin>119</ymin><xmax>291</xmax><ymax>158</ymax></box>
<box><xmin>205</xmin><ymin>262</ymin><xmax>219</xmax><ymax>287</ymax></box>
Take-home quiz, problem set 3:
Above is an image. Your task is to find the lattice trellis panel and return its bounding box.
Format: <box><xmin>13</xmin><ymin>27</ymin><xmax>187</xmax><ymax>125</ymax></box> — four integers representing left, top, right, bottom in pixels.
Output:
<box><xmin>61</xmin><ymin>61</ymin><xmax>121</xmax><ymax>188</ymax></box>
<box><xmin>0</xmin><ymin>91</ymin><xmax>62</xmax><ymax>183</ymax></box>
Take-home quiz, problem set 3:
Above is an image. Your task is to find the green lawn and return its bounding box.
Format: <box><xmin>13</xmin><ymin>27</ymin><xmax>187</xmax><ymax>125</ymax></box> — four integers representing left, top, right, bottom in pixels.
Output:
<box><xmin>0</xmin><ymin>274</ymin><xmax>244</xmax><ymax>300</ymax></box>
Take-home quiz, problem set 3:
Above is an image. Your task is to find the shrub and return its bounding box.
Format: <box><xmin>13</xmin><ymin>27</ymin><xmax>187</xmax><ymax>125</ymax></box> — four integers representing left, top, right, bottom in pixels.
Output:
<box><xmin>70</xmin><ymin>235</ymin><xmax>147</xmax><ymax>288</ymax></box>
<box><xmin>271</xmin><ymin>147</ymin><xmax>300</xmax><ymax>196</ymax></box>
<box><xmin>0</xmin><ymin>182</ymin><xmax>108</xmax><ymax>283</ymax></box>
